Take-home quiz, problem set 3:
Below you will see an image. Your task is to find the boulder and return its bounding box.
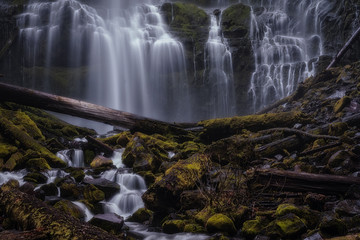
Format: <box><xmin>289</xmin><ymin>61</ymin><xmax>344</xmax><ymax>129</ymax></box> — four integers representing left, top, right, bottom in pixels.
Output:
<box><xmin>83</xmin><ymin>184</ymin><xmax>105</xmax><ymax>203</ymax></box>
<box><xmin>54</xmin><ymin>200</ymin><xmax>85</xmax><ymax>220</ymax></box>
<box><xmin>142</xmin><ymin>154</ymin><xmax>210</xmax><ymax>211</ymax></box>
<box><xmin>127</xmin><ymin>208</ymin><xmax>152</xmax><ymax>223</ymax></box>
<box><xmin>23</xmin><ymin>172</ymin><xmax>47</xmax><ymax>184</ymax></box>
<box><xmin>162</xmin><ymin>219</ymin><xmax>186</xmax><ymax>234</ymax></box>
<box><xmin>90</xmin><ymin>155</ymin><xmax>113</xmax><ymax>168</ymax></box>
<box><xmin>206</xmin><ymin>213</ymin><xmax>237</xmax><ymax>236</ymax></box>
<box><xmin>83</xmin><ymin>177</ymin><xmax>120</xmax><ymax>199</ymax></box>
<box><xmin>89</xmin><ymin>213</ymin><xmax>124</xmax><ymax>234</ymax></box>
<box><xmin>40</xmin><ymin>183</ymin><xmax>58</xmax><ymax>196</ymax></box>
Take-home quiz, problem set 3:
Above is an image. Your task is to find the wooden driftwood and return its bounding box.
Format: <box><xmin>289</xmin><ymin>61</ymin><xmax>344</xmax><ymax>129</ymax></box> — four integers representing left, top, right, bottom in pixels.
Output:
<box><xmin>0</xmin><ymin>82</ymin><xmax>195</xmax><ymax>131</ymax></box>
<box><xmin>253</xmin><ymin>169</ymin><xmax>360</xmax><ymax>195</ymax></box>
<box><xmin>0</xmin><ymin>186</ymin><xmax>119</xmax><ymax>240</ymax></box>
<box><xmin>327</xmin><ymin>26</ymin><xmax>360</xmax><ymax>69</ymax></box>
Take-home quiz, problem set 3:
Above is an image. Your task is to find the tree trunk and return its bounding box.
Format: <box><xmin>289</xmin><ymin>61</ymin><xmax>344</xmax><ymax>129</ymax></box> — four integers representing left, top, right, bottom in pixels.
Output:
<box><xmin>0</xmin><ymin>82</ymin><xmax>195</xmax><ymax>131</ymax></box>
<box><xmin>0</xmin><ymin>186</ymin><xmax>120</xmax><ymax>240</ymax></box>
<box><xmin>327</xmin><ymin>26</ymin><xmax>360</xmax><ymax>69</ymax></box>
<box><xmin>252</xmin><ymin>169</ymin><xmax>360</xmax><ymax>195</ymax></box>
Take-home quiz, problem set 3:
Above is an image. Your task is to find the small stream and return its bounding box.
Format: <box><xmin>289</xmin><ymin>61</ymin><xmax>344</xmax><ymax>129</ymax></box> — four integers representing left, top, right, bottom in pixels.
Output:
<box><xmin>0</xmin><ymin>140</ymin><xmax>209</xmax><ymax>239</ymax></box>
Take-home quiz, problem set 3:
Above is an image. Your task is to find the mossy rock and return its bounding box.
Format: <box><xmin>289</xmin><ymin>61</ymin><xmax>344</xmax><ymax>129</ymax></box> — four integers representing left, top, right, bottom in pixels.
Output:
<box><xmin>267</xmin><ymin>213</ymin><xmax>307</xmax><ymax>238</ymax></box>
<box><xmin>84</xmin><ymin>184</ymin><xmax>105</xmax><ymax>203</ymax></box>
<box><xmin>40</xmin><ymin>183</ymin><xmax>58</xmax><ymax>196</ymax></box>
<box><xmin>66</xmin><ymin>168</ymin><xmax>85</xmax><ymax>182</ymax></box>
<box><xmin>242</xmin><ymin>216</ymin><xmax>268</xmax><ymax>238</ymax></box>
<box><xmin>142</xmin><ymin>154</ymin><xmax>210</xmax><ymax>211</ymax></box>
<box><xmin>195</xmin><ymin>206</ymin><xmax>215</xmax><ymax>225</ymax></box>
<box><xmin>329</xmin><ymin>122</ymin><xmax>349</xmax><ymax>136</ymax></box>
<box><xmin>90</xmin><ymin>155</ymin><xmax>113</xmax><ymax>169</ymax></box>
<box><xmin>84</xmin><ymin>149</ymin><xmax>95</xmax><ymax>165</ymax></box>
<box><xmin>320</xmin><ymin>215</ymin><xmax>348</xmax><ymax>237</ymax></box>
<box><xmin>23</xmin><ymin>172</ymin><xmax>48</xmax><ymax>184</ymax></box>
<box><xmin>221</xmin><ymin>3</ymin><xmax>251</xmax><ymax>38</ymax></box>
<box><xmin>0</xmin><ymin>143</ymin><xmax>17</xmax><ymax>159</ymax></box>
<box><xmin>60</xmin><ymin>182</ymin><xmax>81</xmax><ymax>199</ymax></box>
<box><xmin>3</xmin><ymin>151</ymin><xmax>24</xmax><ymax>171</ymax></box>
<box><xmin>54</xmin><ymin>200</ymin><xmax>85</xmax><ymax>220</ymax></box>
<box><xmin>100</xmin><ymin>131</ymin><xmax>132</xmax><ymax>147</ymax></box>
<box><xmin>184</xmin><ymin>223</ymin><xmax>205</xmax><ymax>233</ymax></box>
<box><xmin>127</xmin><ymin>208</ymin><xmax>153</xmax><ymax>223</ymax></box>
<box><xmin>137</xmin><ymin>171</ymin><xmax>155</xmax><ymax>186</ymax></box>
<box><xmin>162</xmin><ymin>219</ymin><xmax>186</xmax><ymax>234</ymax></box>
<box><xmin>89</xmin><ymin>213</ymin><xmax>124</xmax><ymax>235</ymax></box>
<box><xmin>26</xmin><ymin>158</ymin><xmax>51</xmax><ymax>170</ymax></box>
<box><xmin>275</xmin><ymin>203</ymin><xmax>319</xmax><ymax>229</ymax></box>
<box><xmin>334</xmin><ymin>96</ymin><xmax>352</xmax><ymax>113</ymax></box>
<box><xmin>230</xmin><ymin>206</ymin><xmax>251</xmax><ymax>229</ymax></box>
<box><xmin>328</xmin><ymin>150</ymin><xmax>353</xmax><ymax>169</ymax></box>
<box><xmin>0</xmin><ymin>108</ymin><xmax>45</xmax><ymax>141</ymax></box>
<box><xmin>206</xmin><ymin>214</ymin><xmax>237</xmax><ymax>236</ymax></box>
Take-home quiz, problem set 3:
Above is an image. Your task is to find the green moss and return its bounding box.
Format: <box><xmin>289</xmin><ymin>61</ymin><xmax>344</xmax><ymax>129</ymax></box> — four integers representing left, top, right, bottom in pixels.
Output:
<box><xmin>273</xmin><ymin>213</ymin><xmax>307</xmax><ymax>238</ymax></box>
<box><xmin>84</xmin><ymin>149</ymin><xmax>95</xmax><ymax>165</ymax></box>
<box><xmin>242</xmin><ymin>217</ymin><xmax>266</xmax><ymax>238</ymax></box>
<box><xmin>3</xmin><ymin>152</ymin><xmax>24</xmax><ymax>171</ymax></box>
<box><xmin>195</xmin><ymin>206</ymin><xmax>215</xmax><ymax>225</ymax></box>
<box><xmin>275</xmin><ymin>204</ymin><xmax>319</xmax><ymax>229</ymax></box>
<box><xmin>184</xmin><ymin>223</ymin><xmax>205</xmax><ymax>233</ymax></box>
<box><xmin>26</xmin><ymin>158</ymin><xmax>51</xmax><ymax>170</ymax></box>
<box><xmin>221</xmin><ymin>4</ymin><xmax>251</xmax><ymax>38</ymax></box>
<box><xmin>66</xmin><ymin>168</ymin><xmax>85</xmax><ymax>182</ymax></box>
<box><xmin>60</xmin><ymin>182</ymin><xmax>81</xmax><ymax>199</ymax></box>
<box><xmin>84</xmin><ymin>184</ymin><xmax>105</xmax><ymax>203</ymax></box>
<box><xmin>0</xmin><ymin>116</ymin><xmax>66</xmax><ymax>168</ymax></box>
<box><xmin>0</xmin><ymin>143</ymin><xmax>17</xmax><ymax>158</ymax></box>
<box><xmin>54</xmin><ymin>200</ymin><xmax>85</xmax><ymax>220</ymax></box>
<box><xmin>128</xmin><ymin>208</ymin><xmax>153</xmax><ymax>223</ymax></box>
<box><xmin>100</xmin><ymin>131</ymin><xmax>132</xmax><ymax>147</ymax></box>
<box><xmin>199</xmin><ymin>111</ymin><xmax>311</xmax><ymax>142</ymax></box>
<box><xmin>162</xmin><ymin>219</ymin><xmax>186</xmax><ymax>234</ymax></box>
<box><xmin>206</xmin><ymin>214</ymin><xmax>237</xmax><ymax>236</ymax></box>
<box><xmin>334</xmin><ymin>96</ymin><xmax>352</xmax><ymax>113</ymax></box>
<box><xmin>23</xmin><ymin>172</ymin><xmax>47</xmax><ymax>184</ymax></box>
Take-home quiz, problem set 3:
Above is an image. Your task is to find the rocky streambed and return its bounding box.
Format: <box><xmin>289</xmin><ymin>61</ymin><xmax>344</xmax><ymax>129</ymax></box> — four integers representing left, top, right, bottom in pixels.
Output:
<box><xmin>2</xmin><ymin>62</ymin><xmax>360</xmax><ymax>239</ymax></box>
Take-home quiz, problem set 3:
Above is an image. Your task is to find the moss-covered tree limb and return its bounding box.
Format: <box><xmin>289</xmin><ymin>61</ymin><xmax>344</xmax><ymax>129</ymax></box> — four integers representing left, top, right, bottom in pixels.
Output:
<box><xmin>0</xmin><ymin>186</ymin><xmax>120</xmax><ymax>239</ymax></box>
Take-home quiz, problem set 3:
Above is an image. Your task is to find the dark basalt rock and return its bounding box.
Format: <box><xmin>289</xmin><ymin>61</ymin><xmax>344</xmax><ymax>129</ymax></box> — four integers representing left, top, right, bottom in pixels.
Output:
<box><xmin>89</xmin><ymin>213</ymin><xmax>124</xmax><ymax>234</ymax></box>
<box><xmin>83</xmin><ymin>177</ymin><xmax>120</xmax><ymax>199</ymax></box>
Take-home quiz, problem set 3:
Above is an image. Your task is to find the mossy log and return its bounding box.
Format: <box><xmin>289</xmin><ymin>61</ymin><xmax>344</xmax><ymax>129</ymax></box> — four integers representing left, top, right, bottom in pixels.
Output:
<box><xmin>199</xmin><ymin>111</ymin><xmax>311</xmax><ymax>142</ymax></box>
<box><xmin>252</xmin><ymin>169</ymin><xmax>360</xmax><ymax>195</ymax></box>
<box><xmin>327</xmin><ymin>26</ymin><xmax>360</xmax><ymax>69</ymax></box>
<box><xmin>86</xmin><ymin>135</ymin><xmax>113</xmax><ymax>157</ymax></box>
<box><xmin>0</xmin><ymin>186</ymin><xmax>119</xmax><ymax>240</ymax></box>
<box><xmin>0</xmin><ymin>82</ymin><xmax>196</xmax><ymax>131</ymax></box>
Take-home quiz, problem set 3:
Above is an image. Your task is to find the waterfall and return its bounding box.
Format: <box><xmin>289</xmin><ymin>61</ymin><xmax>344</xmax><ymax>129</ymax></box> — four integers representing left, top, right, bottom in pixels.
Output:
<box><xmin>204</xmin><ymin>12</ymin><xmax>235</xmax><ymax>118</ymax></box>
<box><xmin>244</xmin><ymin>0</ymin><xmax>334</xmax><ymax>112</ymax></box>
<box><xmin>17</xmin><ymin>0</ymin><xmax>191</xmax><ymax>123</ymax></box>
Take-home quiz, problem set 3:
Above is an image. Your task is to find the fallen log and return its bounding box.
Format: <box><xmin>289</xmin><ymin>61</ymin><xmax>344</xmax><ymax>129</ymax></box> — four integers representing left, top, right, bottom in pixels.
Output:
<box><xmin>253</xmin><ymin>169</ymin><xmax>360</xmax><ymax>195</ymax></box>
<box><xmin>86</xmin><ymin>135</ymin><xmax>113</xmax><ymax>156</ymax></box>
<box><xmin>0</xmin><ymin>82</ymin><xmax>195</xmax><ymax>131</ymax></box>
<box><xmin>0</xmin><ymin>186</ymin><xmax>119</xmax><ymax>240</ymax></box>
<box><xmin>327</xmin><ymin>26</ymin><xmax>360</xmax><ymax>69</ymax></box>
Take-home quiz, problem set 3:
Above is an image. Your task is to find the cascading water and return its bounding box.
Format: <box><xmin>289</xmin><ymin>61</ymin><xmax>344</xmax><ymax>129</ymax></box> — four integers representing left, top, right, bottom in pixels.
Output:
<box><xmin>17</xmin><ymin>0</ymin><xmax>191</xmax><ymax>123</ymax></box>
<box><xmin>243</xmin><ymin>0</ymin><xmax>334</xmax><ymax>112</ymax></box>
<box><xmin>204</xmin><ymin>12</ymin><xmax>235</xmax><ymax>118</ymax></box>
